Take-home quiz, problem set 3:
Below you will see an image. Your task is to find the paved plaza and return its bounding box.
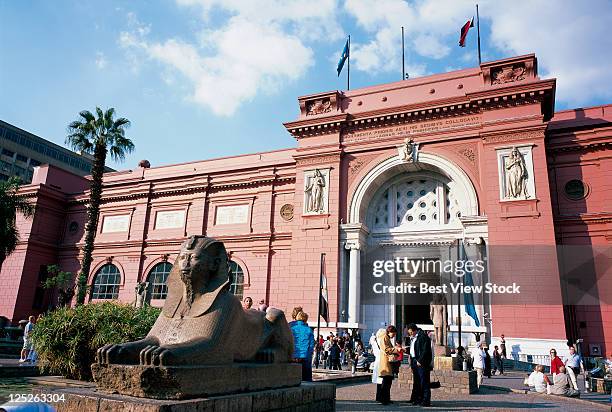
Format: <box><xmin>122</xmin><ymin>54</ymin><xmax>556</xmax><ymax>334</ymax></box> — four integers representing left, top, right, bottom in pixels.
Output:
<box><xmin>336</xmin><ymin>381</ymin><xmax>610</xmax><ymax>411</ymax></box>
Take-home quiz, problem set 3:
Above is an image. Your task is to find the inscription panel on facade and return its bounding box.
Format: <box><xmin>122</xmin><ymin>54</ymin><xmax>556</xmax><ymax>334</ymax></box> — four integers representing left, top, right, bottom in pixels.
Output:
<box><xmin>155</xmin><ymin>210</ymin><xmax>186</xmax><ymax>230</ymax></box>
<box><xmin>343</xmin><ymin>115</ymin><xmax>481</xmax><ymax>143</ymax></box>
<box><xmin>215</xmin><ymin>204</ymin><xmax>249</xmax><ymax>225</ymax></box>
<box><xmin>101</xmin><ymin>215</ymin><xmax>130</xmax><ymax>233</ymax></box>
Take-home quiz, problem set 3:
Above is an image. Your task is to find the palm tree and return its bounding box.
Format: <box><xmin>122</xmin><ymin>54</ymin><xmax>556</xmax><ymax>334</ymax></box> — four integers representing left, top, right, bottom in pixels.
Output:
<box><xmin>0</xmin><ymin>177</ymin><xmax>34</xmax><ymax>270</ymax></box>
<box><xmin>66</xmin><ymin>108</ymin><xmax>134</xmax><ymax>304</ymax></box>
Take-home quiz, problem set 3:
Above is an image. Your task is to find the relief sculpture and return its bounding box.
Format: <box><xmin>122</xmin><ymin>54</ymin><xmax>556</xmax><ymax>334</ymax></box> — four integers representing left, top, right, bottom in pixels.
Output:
<box><xmin>504</xmin><ymin>147</ymin><xmax>529</xmax><ymax>199</ymax></box>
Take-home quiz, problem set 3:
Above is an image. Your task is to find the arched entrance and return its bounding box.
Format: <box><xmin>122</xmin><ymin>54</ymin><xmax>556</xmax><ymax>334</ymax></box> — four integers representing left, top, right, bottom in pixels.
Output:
<box><xmin>340</xmin><ymin>152</ymin><xmax>488</xmax><ymax>345</ymax></box>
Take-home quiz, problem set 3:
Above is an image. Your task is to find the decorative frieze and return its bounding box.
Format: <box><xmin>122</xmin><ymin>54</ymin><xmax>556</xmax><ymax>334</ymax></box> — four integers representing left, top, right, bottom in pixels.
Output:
<box><xmin>491</xmin><ymin>64</ymin><xmax>527</xmax><ymax>85</ymax></box>
<box><xmin>481</xmin><ymin>54</ymin><xmax>537</xmax><ymax>86</ymax></box>
<box><xmin>305</xmin><ymin>98</ymin><xmax>332</xmax><ymax>116</ymax></box>
<box><xmin>298</xmin><ymin>91</ymin><xmax>340</xmax><ymax>117</ymax></box>
<box><xmin>483</xmin><ymin>130</ymin><xmax>544</xmax><ymax>144</ymax></box>
<box><xmin>295</xmin><ymin>154</ymin><xmax>340</xmax><ymax>167</ymax></box>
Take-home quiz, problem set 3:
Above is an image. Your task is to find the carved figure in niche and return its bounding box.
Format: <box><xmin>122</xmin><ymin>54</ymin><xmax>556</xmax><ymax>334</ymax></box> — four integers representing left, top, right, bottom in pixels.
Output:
<box><xmin>134</xmin><ymin>282</ymin><xmax>149</xmax><ymax>308</ymax></box>
<box><xmin>430</xmin><ymin>293</ymin><xmax>447</xmax><ymax>346</ymax></box>
<box><xmin>97</xmin><ymin>236</ymin><xmax>293</xmax><ymax>366</ymax></box>
<box><xmin>304</xmin><ymin>169</ymin><xmax>326</xmax><ymax>213</ymax></box>
<box><xmin>505</xmin><ymin>147</ymin><xmax>529</xmax><ymax>199</ymax></box>
<box><xmin>398</xmin><ymin>138</ymin><xmax>419</xmax><ymax>162</ymax></box>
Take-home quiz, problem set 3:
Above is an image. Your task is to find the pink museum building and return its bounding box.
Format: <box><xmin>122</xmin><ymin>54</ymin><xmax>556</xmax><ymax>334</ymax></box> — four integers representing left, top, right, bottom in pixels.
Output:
<box><xmin>2</xmin><ymin>54</ymin><xmax>610</xmax><ymax>358</ymax></box>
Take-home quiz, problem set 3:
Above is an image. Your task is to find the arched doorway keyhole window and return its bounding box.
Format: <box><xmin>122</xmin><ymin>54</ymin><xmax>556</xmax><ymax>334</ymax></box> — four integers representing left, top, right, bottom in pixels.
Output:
<box><xmin>369</xmin><ymin>174</ymin><xmax>464</xmax><ymax>231</ymax></box>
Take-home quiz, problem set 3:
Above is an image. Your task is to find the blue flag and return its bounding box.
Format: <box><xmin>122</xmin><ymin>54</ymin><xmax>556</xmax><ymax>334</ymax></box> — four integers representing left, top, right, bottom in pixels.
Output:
<box><xmin>337</xmin><ymin>39</ymin><xmax>349</xmax><ymax>76</ymax></box>
<box><xmin>462</xmin><ymin>243</ymin><xmax>481</xmax><ymax>327</ymax></box>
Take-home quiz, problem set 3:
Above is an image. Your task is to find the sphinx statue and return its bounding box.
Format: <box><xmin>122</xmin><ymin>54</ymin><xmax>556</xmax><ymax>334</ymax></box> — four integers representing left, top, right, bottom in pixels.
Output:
<box><xmin>93</xmin><ymin>236</ymin><xmax>298</xmax><ymax>399</ymax></box>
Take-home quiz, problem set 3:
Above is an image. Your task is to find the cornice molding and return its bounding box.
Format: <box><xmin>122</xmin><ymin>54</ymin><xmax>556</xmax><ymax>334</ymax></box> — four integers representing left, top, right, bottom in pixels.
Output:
<box><xmin>285</xmin><ymin>80</ymin><xmax>554</xmax><ymax>139</ymax></box>
<box><xmin>546</xmin><ymin>141</ymin><xmax>612</xmax><ymax>154</ymax></box>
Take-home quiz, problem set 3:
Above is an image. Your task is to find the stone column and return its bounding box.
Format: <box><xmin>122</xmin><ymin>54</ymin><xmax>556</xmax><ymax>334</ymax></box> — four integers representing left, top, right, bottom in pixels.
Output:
<box><xmin>345</xmin><ymin>240</ymin><xmax>361</xmax><ymax>325</ymax></box>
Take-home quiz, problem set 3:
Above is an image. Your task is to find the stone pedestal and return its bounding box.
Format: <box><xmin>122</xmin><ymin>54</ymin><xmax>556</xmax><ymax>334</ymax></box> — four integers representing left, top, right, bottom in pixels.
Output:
<box><xmin>92</xmin><ymin>363</ymin><xmax>302</xmax><ymax>400</ymax></box>
<box><xmin>35</xmin><ymin>382</ymin><xmax>336</xmax><ymax>412</ymax></box>
<box><xmin>433</xmin><ymin>356</ymin><xmax>453</xmax><ymax>371</ymax></box>
<box><xmin>434</xmin><ymin>345</ymin><xmax>450</xmax><ymax>357</ymax></box>
<box><xmin>397</xmin><ymin>365</ymin><xmax>477</xmax><ymax>394</ymax></box>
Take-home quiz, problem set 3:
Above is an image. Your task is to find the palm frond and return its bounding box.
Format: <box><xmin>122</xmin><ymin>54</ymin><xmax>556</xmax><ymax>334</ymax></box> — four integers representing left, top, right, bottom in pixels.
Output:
<box><xmin>14</xmin><ymin>198</ymin><xmax>34</xmax><ymax>217</ymax></box>
<box><xmin>66</xmin><ymin>132</ymin><xmax>94</xmax><ymax>153</ymax></box>
<box><xmin>113</xmin><ymin>117</ymin><xmax>130</xmax><ymax>129</ymax></box>
<box><xmin>0</xmin><ymin>224</ymin><xmax>19</xmax><ymax>259</ymax></box>
<box><xmin>104</xmin><ymin>108</ymin><xmax>116</xmax><ymax>131</ymax></box>
<box><xmin>79</xmin><ymin>110</ymin><xmax>95</xmax><ymax>123</ymax></box>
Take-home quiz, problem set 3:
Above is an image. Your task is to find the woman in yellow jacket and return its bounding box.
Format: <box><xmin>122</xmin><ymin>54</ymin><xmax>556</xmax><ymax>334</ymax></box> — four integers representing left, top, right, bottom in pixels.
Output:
<box><xmin>375</xmin><ymin>325</ymin><xmax>401</xmax><ymax>405</ymax></box>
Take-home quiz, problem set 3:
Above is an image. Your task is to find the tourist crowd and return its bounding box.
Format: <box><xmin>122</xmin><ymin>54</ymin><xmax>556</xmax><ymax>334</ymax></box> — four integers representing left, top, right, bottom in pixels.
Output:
<box><xmin>524</xmin><ymin>346</ymin><xmax>583</xmax><ymax>397</ymax></box>
<box><xmin>243</xmin><ymin>300</ymin><xmax>588</xmax><ymax>406</ymax></box>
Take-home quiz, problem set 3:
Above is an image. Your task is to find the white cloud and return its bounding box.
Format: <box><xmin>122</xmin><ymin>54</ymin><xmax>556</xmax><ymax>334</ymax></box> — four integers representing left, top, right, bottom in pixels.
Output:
<box><xmin>486</xmin><ymin>0</ymin><xmax>612</xmax><ymax>105</ymax></box>
<box><xmin>95</xmin><ymin>52</ymin><xmax>107</xmax><ymax>69</ymax></box>
<box><xmin>119</xmin><ymin>0</ymin><xmax>611</xmax><ymax>112</ymax></box>
<box><xmin>345</xmin><ymin>0</ymin><xmax>472</xmax><ymax>74</ymax></box>
<box><xmin>344</xmin><ymin>0</ymin><xmax>612</xmax><ymax>105</ymax></box>
<box><xmin>119</xmin><ymin>13</ymin><xmax>151</xmax><ymax>74</ymax></box>
<box><xmin>119</xmin><ymin>1</ymin><xmax>341</xmax><ymax>116</ymax></box>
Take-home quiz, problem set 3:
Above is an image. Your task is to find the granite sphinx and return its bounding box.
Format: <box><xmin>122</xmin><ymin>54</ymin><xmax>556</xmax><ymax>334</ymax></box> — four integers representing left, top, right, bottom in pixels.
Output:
<box><xmin>92</xmin><ymin>236</ymin><xmax>299</xmax><ymax>399</ymax></box>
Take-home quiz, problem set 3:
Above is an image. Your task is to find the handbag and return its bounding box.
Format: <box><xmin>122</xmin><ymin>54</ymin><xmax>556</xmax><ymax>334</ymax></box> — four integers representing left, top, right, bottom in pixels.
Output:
<box><xmin>430</xmin><ymin>381</ymin><xmax>441</xmax><ymax>389</ymax></box>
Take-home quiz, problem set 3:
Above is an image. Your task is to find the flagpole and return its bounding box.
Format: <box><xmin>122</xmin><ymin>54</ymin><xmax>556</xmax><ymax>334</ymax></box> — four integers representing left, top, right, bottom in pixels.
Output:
<box><xmin>316</xmin><ymin>253</ymin><xmax>325</xmax><ymax>351</ymax></box>
<box><xmin>458</xmin><ymin>240</ymin><xmax>462</xmax><ymax>349</ymax></box>
<box><xmin>347</xmin><ymin>35</ymin><xmax>351</xmax><ymax>90</ymax></box>
<box><xmin>476</xmin><ymin>4</ymin><xmax>482</xmax><ymax>65</ymax></box>
<box><xmin>401</xmin><ymin>26</ymin><xmax>405</xmax><ymax>80</ymax></box>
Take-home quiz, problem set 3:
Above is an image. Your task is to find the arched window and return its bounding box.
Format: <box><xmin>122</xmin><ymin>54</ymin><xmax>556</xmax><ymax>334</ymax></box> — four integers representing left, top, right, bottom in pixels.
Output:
<box><xmin>91</xmin><ymin>264</ymin><xmax>121</xmax><ymax>300</ymax></box>
<box><xmin>147</xmin><ymin>262</ymin><xmax>172</xmax><ymax>300</ymax></box>
<box><xmin>369</xmin><ymin>175</ymin><xmax>465</xmax><ymax>231</ymax></box>
<box><xmin>228</xmin><ymin>261</ymin><xmax>244</xmax><ymax>300</ymax></box>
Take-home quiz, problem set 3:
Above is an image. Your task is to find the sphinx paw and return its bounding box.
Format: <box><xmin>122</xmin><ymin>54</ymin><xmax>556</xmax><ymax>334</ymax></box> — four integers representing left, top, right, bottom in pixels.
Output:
<box><xmin>97</xmin><ymin>344</ymin><xmax>120</xmax><ymax>365</ymax></box>
<box><xmin>139</xmin><ymin>345</ymin><xmax>174</xmax><ymax>366</ymax></box>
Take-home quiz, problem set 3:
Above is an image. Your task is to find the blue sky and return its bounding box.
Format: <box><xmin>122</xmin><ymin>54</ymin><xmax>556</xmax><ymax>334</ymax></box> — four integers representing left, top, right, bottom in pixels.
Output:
<box><xmin>1</xmin><ymin>0</ymin><xmax>610</xmax><ymax>170</ymax></box>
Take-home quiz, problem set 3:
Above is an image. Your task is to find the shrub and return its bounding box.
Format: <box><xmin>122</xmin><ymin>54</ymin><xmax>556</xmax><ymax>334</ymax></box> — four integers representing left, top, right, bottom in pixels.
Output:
<box><xmin>31</xmin><ymin>302</ymin><xmax>160</xmax><ymax>381</ymax></box>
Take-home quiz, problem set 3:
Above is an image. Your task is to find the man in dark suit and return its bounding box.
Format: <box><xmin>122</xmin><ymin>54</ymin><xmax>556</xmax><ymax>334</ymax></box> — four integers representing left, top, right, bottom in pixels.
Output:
<box><xmin>406</xmin><ymin>323</ymin><xmax>432</xmax><ymax>407</ymax></box>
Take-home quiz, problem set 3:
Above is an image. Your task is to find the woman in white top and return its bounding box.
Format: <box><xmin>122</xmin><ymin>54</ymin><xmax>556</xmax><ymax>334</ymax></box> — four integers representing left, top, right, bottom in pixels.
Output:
<box><xmin>371</xmin><ymin>328</ymin><xmax>386</xmax><ymax>385</ymax></box>
<box><xmin>527</xmin><ymin>364</ymin><xmax>549</xmax><ymax>393</ymax></box>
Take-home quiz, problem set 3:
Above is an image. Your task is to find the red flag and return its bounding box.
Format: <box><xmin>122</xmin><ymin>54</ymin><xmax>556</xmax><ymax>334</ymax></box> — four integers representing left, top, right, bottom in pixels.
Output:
<box><xmin>459</xmin><ymin>17</ymin><xmax>474</xmax><ymax>47</ymax></box>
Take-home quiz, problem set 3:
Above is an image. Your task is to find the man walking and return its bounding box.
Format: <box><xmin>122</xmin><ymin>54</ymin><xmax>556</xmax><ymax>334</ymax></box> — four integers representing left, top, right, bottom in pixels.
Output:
<box><xmin>406</xmin><ymin>323</ymin><xmax>432</xmax><ymax>407</ymax></box>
